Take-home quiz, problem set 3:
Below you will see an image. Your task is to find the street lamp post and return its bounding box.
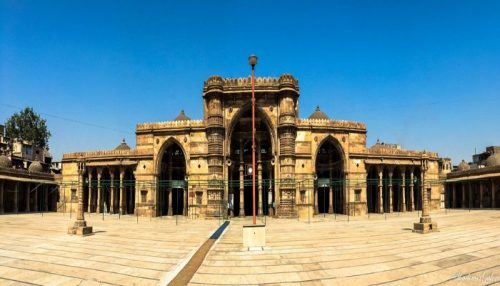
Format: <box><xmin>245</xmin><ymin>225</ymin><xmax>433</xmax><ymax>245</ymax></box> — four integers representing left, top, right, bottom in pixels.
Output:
<box><xmin>68</xmin><ymin>158</ymin><xmax>93</xmax><ymax>235</ymax></box>
<box><xmin>249</xmin><ymin>54</ymin><xmax>257</xmax><ymax>225</ymax></box>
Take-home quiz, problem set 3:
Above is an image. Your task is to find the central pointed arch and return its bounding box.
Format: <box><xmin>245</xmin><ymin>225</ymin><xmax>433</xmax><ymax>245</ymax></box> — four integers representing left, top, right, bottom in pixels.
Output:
<box><xmin>227</xmin><ymin>104</ymin><xmax>276</xmax><ymax>217</ymax></box>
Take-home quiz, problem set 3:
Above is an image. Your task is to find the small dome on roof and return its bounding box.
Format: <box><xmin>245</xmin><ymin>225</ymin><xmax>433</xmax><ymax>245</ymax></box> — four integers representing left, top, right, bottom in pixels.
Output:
<box><xmin>174</xmin><ymin>110</ymin><xmax>191</xmax><ymax>121</ymax></box>
<box><xmin>0</xmin><ymin>155</ymin><xmax>12</xmax><ymax>168</ymax></box>
<box><xmin>485</xmin><ymin>153</ymin><xmax>500</xmax><ymax>167</ymax></box>
<box><xmin>308</xmin><ymin>106</ymin><xmax>329</xmax><ymax>120</ymax></box>
<box><xmin>28</xmin><ymin>161</ymin><xmax>43</xmax><ymax>172</ymax></box>
<box><xmin>115</xmin><ymin>139</ymin><xmax>131</xmax><ymax>151</ymax></box>
<box><xmin>457</xmin><ymin>160</ymin><xmax>470</xmax><ymax>171</ymax></box>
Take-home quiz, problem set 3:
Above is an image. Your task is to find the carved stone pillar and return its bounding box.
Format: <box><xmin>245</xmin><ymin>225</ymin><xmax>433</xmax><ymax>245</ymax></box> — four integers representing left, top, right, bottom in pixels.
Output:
<box><xmin>328</xmin><ymin>161</ymin><xmax>333</xmax><ymax>214</ymax></box>
<box><xmin>14</xmin><ymin>182</ymin><xmax>19</xmax><ymax>213</ymax></box>
<box><xmin>388</xmin><ymin>168</ymin><xmax>393</xmax><ymax>213</ymax></box>
<box><xmin>462</xmin><ymin>183</ymin><xmax>466</xmax><ymax>209</ymax></box>
<box><xmin>88</xmin><ymin>169</ymin><xmax>93</xmax><ymax>213</ymax></box>
<box><xmin>257</xmin><ymin>141</ymin><xmax>263</xmax><ymax>216</ymax></box>
<box><xmin>43</xmin><ymin>185</ymin><xmax>49</xmax><ymax>211</ymax></box>
<box><xmin>452</xmin><ymin>183</ymin><xmax>456</xmax><ymax>208</ymax></box>
<box><xmin>110</xmin><ymin>171</ymin><xmax>115</xmax><ymax>214</ymax></box>
<box><xmin>239</xmin><ymin>139</ymin><xmax>245</xmax><ymax>217</ymax></box>
<box><xmin>314</xmin><ymin>188</ymin><xmax>319</xmax><ymax>214</ymax></box>
<box><xmin>96</xmin><ymin>168</ymin><xmax>102</xmax><ymax>214</ymax></box>
<box><xmin>168</xmin><ymin>190</ymin><xmax>173</xmax><ymax>216</ymax></box>
<box><xmin>479</xmin><ymin>181</ymin><xmax>483</xmax><ymax>208</ymax></box>
<box><xmin>119</xmin><ymin>168</ymin><xmax>125</xmax><ymax>215</ymax></box>
<box><xmin>0</xmin><ymin>180</ymin><xmax>4</xmax><ymax>214</ymax></box>
<box><xmin>68</xmin><ymin>159</ymin><xmax>92</xmax><ymax>235</ymax></box>
<box><xmin>401</xmin><ymin>170</ymin><xmax>406</xmax><ymax>212</ymax></box>
<box><xmin>26</xmin><ymin>183</ymin><xmax>30</xmax><ymax>212</ymax></box>
<box><xmin>409</xmin><ymin>169</ymin><xmax>414</xmax><ymax>211</ymax></box>
<box><xmin>492</xmin><ymin>180</ymin><xmax>496</xmax><ymax>208</ymax></box>
<box><xmin>378</xmin><ymin>166</ymin><xmax>383</xmax><ymax>213</ymax></box>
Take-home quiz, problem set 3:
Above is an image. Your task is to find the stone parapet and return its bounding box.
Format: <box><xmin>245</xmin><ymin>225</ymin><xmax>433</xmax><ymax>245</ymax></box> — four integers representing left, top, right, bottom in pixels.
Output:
<box><xmin>298</xmin><ymin>118</ymin><xmax>366</xmax><ymax>131</ymax></box>
<box><xmin>203</xmin><ymin>75</ymin><xmax>299</xmax><ymax>93</ymax></box>
<box><xmin>136</xmin><ymin>120</ymin><xmax>204</xmax><ymax>131</ymax></box>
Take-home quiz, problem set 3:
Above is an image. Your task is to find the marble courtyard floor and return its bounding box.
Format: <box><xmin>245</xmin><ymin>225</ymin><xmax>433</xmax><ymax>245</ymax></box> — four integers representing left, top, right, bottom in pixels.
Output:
<box><xmin>0</xmin><ymin>210</ymin><xmax>499</xmax><ymax>285</ymax></box>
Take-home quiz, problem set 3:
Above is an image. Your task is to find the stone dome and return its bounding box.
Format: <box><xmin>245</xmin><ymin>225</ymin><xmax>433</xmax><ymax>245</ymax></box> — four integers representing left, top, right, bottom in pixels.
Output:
<box><xmin>457</xmin><ymin>160</ymin><xmax>470</xmax><ymax>171</ymax></box>
<box><xmin>485</xmin><ymin>153</ymin><xmax>500</xmax><ymax>167</ymax></box>
<box><xmin>174</xmin><ymin>110</ymin><xmax>191</xmax><ymax>121</ymax></box>
<box><xmin>28</xmin><ymin>161</ymin><xmax>43</xmax><ymax>172</ymax></box>
<box><xmin>115</xmin><ymin>139</ymin><xmax>131</xmax><ymax>151</ymax></box>
<box><xmin>0</xmin><ymin>155</ymin><xmax>12</xmax><ymax>168</ymax></box>
<box><xmin>309</xmin><ymin>105</ymin><xmax>329</xmax><ymax>120</ymax></box>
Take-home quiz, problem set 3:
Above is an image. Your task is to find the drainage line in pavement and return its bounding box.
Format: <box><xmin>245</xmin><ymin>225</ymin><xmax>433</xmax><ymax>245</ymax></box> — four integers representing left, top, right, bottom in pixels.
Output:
<box><xmin>168</xmin><ymin>221</ymin><xmax>230</xmax><ymax>286</ymax></box>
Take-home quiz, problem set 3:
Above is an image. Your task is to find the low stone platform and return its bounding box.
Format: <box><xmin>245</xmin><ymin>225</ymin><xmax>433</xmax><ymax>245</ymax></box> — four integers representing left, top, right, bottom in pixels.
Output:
<box><xmin>190</xmin><ymin>210</ymin><xmax>500</xmax><ymax>285</ymax></box>
<box><xmin>0</xmin><ymin>213</ymin><xmax>218</xmax><ymax>286</ymax></box>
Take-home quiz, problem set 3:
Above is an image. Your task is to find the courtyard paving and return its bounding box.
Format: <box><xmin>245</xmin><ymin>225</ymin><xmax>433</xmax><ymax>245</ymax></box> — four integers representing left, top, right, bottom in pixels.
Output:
<box><xmin>0</xmin><ymin>210</ymin><xmax>499</xmax><ymax>285</ymax></box>
<box><xmin>0</xmin><ymin>213</ymin><xmax>219</xmax><ymax>286</ymax></box>
<box><xmin>191</xmin><ymin>210</ymin><xmax>500</xmax><ymax>286</ymax></box>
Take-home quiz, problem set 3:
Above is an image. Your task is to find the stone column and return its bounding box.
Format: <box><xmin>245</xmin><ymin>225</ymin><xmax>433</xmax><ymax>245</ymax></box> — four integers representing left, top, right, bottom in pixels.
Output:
<box><xmin>468</xmin><ymin>181</ymin><xmax>472</xmax><ymax>209</ymax></box>
<box><xmin>408</xmin><ymin>167</ymin><xmax>415</xmax><ymax>211</ymax></box>
<box><xmin>34</xmin><ymin>183</ymin><xmax>38</xmax><ymax>212</ymax></box>
<box><xmin>479</xmin><ymin>181</ymin><xmax>483</xmax><ymax>208</ymax></box>
<box><xmin>184</xmin><ymin>184</ymin><xmax>188</xmax><ymax>216</ymax></box>
<box><xmin>452</xmin><ymin>183</ymin><xmax>457</xmax><ymax>208</ymax></box>
<box><xmin>110</xmin><ymin>172</ymin><xmax>115</xmax><ymax>214</ymax></box>
<box><xmin>462</xmin><ymin>183</ymin><xmax>466</xmax><ymax>209</ymax></box>
<box><xmin>257</xmin><ymin>141</ymin><xmax>263</xmax><ymax>216</ymax></box>
<box><xmin>14</xmin><ymin>182</ymin><xmax>19</xmax><ymax>213</ymax></box>
<box><xmin>378</xmin><ymin>166</ymin><xmax>383</xmax><ymax>213</ymax></box>
<box><xmin>0</xmin><ymin>180</ymin><xmax>4</xmax><ymax>214</ymax></box>
<box><xmin>388</xmin><ymin>168</ymin><xmax>393</xmax><ymax>213</ymax></box>
<box><xmin>328</xmin><ymin>158</ymin><xmax>333</xmax><ymax>214</ymax></box>
<box><xmin>492</xmin><ymin>180</ymin><xmax>496</xmax><ymax>208</ymax></box>
<box><xmin>25</xmin><ymin>183</ymin><xmax>30</xmax><ymax>212</ymax></box>
<box><xmin>167</xmin><ymin>161</ymin><xmax>173</xmax><ymax>216</ymax></box>
<box><xmin>401</xmin><ymin>171</ymin><xmax>406</xmax><ymax>212</ymax></box>
<box><xmin>119</xmin><ymin>168</ymin><xmax>125</xmax><ymax>215</ymax></box>
<box><xmin>314</xmin><ymin>187</ymin><xmax>319</xmax><ymax>214</ymax></box>
<box><xmin>88</xmin><ymin>170</ymin><xmax>93</xmax><ymax>212</ymax></box>
<box><xmin>239</xmin><ymin>139</ymin><xmax>245</xmax><ymax>217</ymax></box>
<box><xmin>96</xmin><ymin>168</ymin><xmax>102</xmax><ymax>214</ymax></box>
<box><xmin>68</xmin><ymin>160</ymin><xmax>92</xmax><ymax>235</ymax></box>
<box><xmin>44</xmin><ymin>185</ymin><xmax>49</xmax><ymax>211</ymax></box>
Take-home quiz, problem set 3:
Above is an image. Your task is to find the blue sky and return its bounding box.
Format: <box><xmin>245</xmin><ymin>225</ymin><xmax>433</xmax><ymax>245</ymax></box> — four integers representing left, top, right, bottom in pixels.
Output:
<box><xmin>1</xmin><ymin>1</ymin><xmax>499</xmax><ymax>163</ymax></box>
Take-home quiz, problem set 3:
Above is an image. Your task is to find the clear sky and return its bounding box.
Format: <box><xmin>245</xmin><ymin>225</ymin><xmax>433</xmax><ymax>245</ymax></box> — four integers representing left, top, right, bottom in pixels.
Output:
<box><xmin>1</xmin><ymin>1</ymin><xmax>499</xmax><ymax>163</ymax></box>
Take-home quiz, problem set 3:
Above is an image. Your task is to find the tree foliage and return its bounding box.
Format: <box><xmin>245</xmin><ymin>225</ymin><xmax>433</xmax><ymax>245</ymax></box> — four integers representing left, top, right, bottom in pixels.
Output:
<box><xmin>5</xmin><ymin>107</ymin><xmax>51</xmax><ymax>148</ymax></box>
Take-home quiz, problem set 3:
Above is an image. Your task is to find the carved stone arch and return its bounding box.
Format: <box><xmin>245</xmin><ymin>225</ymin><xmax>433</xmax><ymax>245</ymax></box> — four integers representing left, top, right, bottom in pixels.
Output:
<box><xmin>155</xmin><ymin>137</ymin><xmax>188</xmax><ymax>177</ymax></box>
<box><xmin>314</xmin><ymin>134</ymin><xmax>347</xmax><ymax>174</ymax></box>
<box><xmin>226</xmin><ymin>102</ymin><xmax>277</xmax><ymax>156</ymax></box>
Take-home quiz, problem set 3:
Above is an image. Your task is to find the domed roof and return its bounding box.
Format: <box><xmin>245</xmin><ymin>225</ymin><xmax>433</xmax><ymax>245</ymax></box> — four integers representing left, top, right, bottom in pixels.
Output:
<box><xmin>28</xmin><ymin>161</ymin><xmax>43</xmax><ymax>172</ymax></box>
<box><xmin>309</xmin><ymin>106</ymin><xmax>329</xmax><ymax>120</ymax></box>
<box><xmin>485</xmin><ymin>153</ymin><xmax>500</xmax><ymax>167</ymax></box>
<box><xmin>0</xmin><ymin>155</ymin><xmax>12</xmax><ymax>168</ymax></box>
<box><xmin>457</xmin><ymin>160</ymin><xmax>470</xmax><ymax>171</ymax></box>
<box><xmin>174</xmin><ymin>110</ymin><xmax>191</xmax><ymax>121</ymax></box>
<box><xmin>115</xmin><ymin>139</ymin><xmax>131</xmax><ymax>151</ymax></box>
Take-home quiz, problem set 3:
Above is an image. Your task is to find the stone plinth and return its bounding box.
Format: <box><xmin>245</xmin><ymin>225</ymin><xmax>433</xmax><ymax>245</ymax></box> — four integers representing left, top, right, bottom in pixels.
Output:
<box><xmin>297</xmin><ymin>204</ymin><xmax>314</xmax><ymax>220</ymax></box>
<box><xmin>413</xmin><ymin>216</ymin><xmax>438</xmax><ymax>234</ymax></box>
<box><xmin>68</xmin><ymin>220</ymin><xmax>93</xmax><ymax>236</ymax></box>
<box><xmin>243</xmin><ymin>224</ymin><xmax>266</xmax><ymax>250</ymax></box>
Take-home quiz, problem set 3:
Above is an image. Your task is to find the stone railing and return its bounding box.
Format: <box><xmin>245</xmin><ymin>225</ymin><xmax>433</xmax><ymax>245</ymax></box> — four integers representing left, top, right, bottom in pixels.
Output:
<box><xmin>366</xmin><ymin>147</ymin><xmax>438</xmax><ymax>158</ymax></box>
<box><xmin>0</xmin><ymin>166</ymin><xmax>55</xmax><ymax>180</ymax></box>
<box><xmin>203</xmin><ymin>75</ymin><xmax>299</xmax><ymax>92</ymax></box>
<box><xmin>298</xmin><ymin>118</ymin><xmax>366</xmax><ymax>130</ymax></box>
<box><xmin>136</xmin><ymin>119</ymin><xmax>204</xmax><ymax>131</ymax></box>
<box><xmin>63</xmin><ymin>149</ymin><xmax>151</xmax><ymax>160</ymax></box>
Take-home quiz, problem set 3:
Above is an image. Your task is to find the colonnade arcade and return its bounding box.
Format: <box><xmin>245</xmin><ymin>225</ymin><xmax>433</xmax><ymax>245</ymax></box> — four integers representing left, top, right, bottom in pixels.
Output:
<box><xmin>446</xmin><ymin>178</ymin><xmax>499</xmax><ymax>209</ymax></box>
<box><xmin>0</xmin><ymin>179</ymin><xmax>56</xmax><ymax>214</ymax></box>
<box><xmin>366</xmin><ymin>165</ymin><xmax>423</xmax><ymax>213</ymax></box>
<box><xmin>83</xmin><ymin>165</ymin><xmax>136</xmax><ymax>215</ymax></box>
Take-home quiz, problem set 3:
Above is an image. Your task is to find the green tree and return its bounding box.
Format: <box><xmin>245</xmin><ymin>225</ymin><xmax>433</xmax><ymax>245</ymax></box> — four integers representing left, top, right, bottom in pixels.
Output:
<box><xmin>5</xmin><ymin>107</ymin><xmax>51</xmax><ymax>148</ymax></box>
